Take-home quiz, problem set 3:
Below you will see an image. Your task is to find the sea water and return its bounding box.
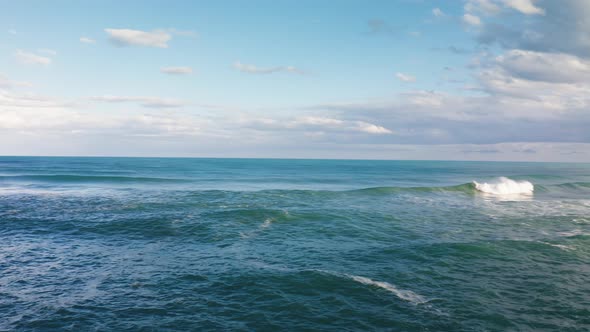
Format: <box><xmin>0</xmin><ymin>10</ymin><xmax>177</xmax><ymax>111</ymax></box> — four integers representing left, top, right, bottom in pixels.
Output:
<box><xmin>0</xmin><ymin>157</ymin><xmax>589</xmax><ymax>331</ymax></box>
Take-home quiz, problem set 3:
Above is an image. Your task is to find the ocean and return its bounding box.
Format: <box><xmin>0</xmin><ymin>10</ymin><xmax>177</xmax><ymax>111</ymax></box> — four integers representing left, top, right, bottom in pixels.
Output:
<box><xmin>0</xmin><ymin>157</ymin><xmax>589</xmax><ymax>331</ymax></box>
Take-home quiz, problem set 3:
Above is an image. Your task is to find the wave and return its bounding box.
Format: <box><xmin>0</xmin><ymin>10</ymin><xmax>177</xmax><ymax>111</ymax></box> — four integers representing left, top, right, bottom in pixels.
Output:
<box><xmin>349</xmin><ymin>183</ymin><xmax>474</xmax><ymax>195</ymax></box>
<box><xmin>0</xmin><ymin>174</ymin><xmax>186</xmax><ymax>184</ymax></box>
<box><xmin>2</xmin><ymin>173</ymin><xmax>589</xmax><ymax>198</ymax></box>
<box><xmin>472</xmin><ymin>177</ymin><xmax>534</xmax><ymax>195</ymax></box>
<box><xmin>313</xmin><ymin>269</ymin><xmax>428</xmax><ymax>305</ymax></box>
<box><xmin>345</xmin><ymin>274</ymin><xmax>428</xmax><ymax>304</ymax></box>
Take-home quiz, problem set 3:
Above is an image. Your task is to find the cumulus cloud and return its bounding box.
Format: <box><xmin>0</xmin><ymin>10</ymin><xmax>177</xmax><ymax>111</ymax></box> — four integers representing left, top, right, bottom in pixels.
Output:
<box><xmin>14</xmin><ymin>50</ymin><xmax>52</xmax><ymax>65</ymax></box>
<box><xmin>463</xmin><ymin>14</ymin><xmax>482</xmax><ymax>26</ymax></box>
<box><xmin>80</xmin><ymin>37</ymin><xmax>96</xmax><ymax>44</ymax></box>
<box><xmin>432</xmin><ymin>8</ymin><xmax>446</xmax><ymax>17</ymax></box>
<box><xmin>494</xmin><ymin>50</ymin><xmax>590</xmax><ymax>83</ymax></box>
<box><xmin>161</xmin><ymin>66</ymin><xmax>193</xmax><ymax>75</ymax></box>
<box><xmin>90</xmin><ymin>95</ymin><xmax>185</xmax><ymax>108</ymax></box>
<box><xmin>502</xmin><ymin>0</ymin><xmax>545</xmax><ymax>15</ymax></box>
<box><xmin>465</xmin><ymin>0</ymin><xmax>544</xmax><ymax>16</ymax></box>
<box><xmin>396</xmin><ymin>72</ymin><xmax>416</xmax><ymax>82</ymax></box>
<box><xmin>105</xmin><ymin>28</ymin><xmax>171</xmax><ymax>48</ymax></box>
<box><xmin>233</xmin><ymin>61</ymin><xmax>304</xmax><ymax>75</ymax></box>
<box><xmin>474</xmin><ymin>0</ymin><xmax>590</xmax><ymax>57</ymax></box>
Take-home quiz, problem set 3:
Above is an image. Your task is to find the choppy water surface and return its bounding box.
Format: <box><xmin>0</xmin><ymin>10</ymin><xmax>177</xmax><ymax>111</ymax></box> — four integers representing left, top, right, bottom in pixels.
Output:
<box><xmin>0</xmin><ymin>157</ymin><xmax>589</xmax><ymax>331</ymax></box>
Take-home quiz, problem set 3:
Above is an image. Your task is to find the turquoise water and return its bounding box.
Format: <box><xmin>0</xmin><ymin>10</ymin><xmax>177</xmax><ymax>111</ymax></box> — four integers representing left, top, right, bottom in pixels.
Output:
<box><xmin>0</xmin><ymin>157</ymin><xmax>589</xmax><ymax>331</ymax></box>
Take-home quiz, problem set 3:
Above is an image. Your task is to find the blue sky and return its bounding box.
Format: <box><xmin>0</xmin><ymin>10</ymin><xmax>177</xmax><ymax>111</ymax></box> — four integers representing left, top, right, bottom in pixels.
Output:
<box><xmin>1</xmin><ymin>0</ymin><xmax>589</xmax><ymax>161</ymax></box>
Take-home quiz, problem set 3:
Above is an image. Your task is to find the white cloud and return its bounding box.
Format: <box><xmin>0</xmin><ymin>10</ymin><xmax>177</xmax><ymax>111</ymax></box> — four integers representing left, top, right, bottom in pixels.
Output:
<box><xmin>495</xmin><ymin>50</ymin><xmax>590</xmax><ymax>83</ymax></box>
<box><xmin>502</xmin><ymin>0</ymin><xmax>545</xmax><ymax>15</ymax></box>
<box><xmin>0</xmin><ymin>74</ymin><xmax>32</xmax><ymax>89</ymax></box>
<box><xmin>463</xmin><ymin>13</ymin><xmax>482</xmax><ymax>25</ymax></box>
<box><xmin>357</xmin><ymin>122</ymin><xmax>393</xmax><ymax>134</ymax></box>
<box><xmin>233</xmin><ymin>61</ymin><xmax>304</xmax><ymax>75</ymax></box>
<box><xmin>396</xmin><ymin>72</ymin><xmax>416</xmax><ymax>82</ymax></box>
<box><xmin>432</xmin><ymin>8</ymin><xmax>446</xmax><ymax>17</ymax></box>
<box><xmin>14</xmin><ymin>50</ymin><xmax>52</xmax><ymax>65</ymax></box>
<box><xmin>90</xmin><ymin>95</ymin><xmax>185</xmax><ymax>108</ymax></box>
<box><xmin>245</xmin><ymin>116</ymin><xmax>393</xmax><ymax>135</ymax></box>
<box><xmin>294</xmin><ymin>116</ymin><xmax>344</xmax><ymax>127</ymax></box>
<box><xmin>474</xmin><ymin>1</ymin><xmax>588</xmax><ymax>56</ymax></box>
<box><xmin>105</xmin><ymin>28</ymin><xmax>171</xmax><ymax>48</ymax></box>
<box><xmin>464</xmin><ymin>0</ymin><xmax>502</xmax><ymax>15</ymax></box>
<box><xmin>0</xmin><ymin>89</ymin><xmax>209</xmax><ymax>141</ymax></box>
<box><xmin>80</xmin><ymin>37</ymin><xmax>96</xmax><ymax>44</ymax></box>
<box><xmin>161</xmin><ymin>66</ymin><xmax>193</xmax><ymax>75</ymax></box>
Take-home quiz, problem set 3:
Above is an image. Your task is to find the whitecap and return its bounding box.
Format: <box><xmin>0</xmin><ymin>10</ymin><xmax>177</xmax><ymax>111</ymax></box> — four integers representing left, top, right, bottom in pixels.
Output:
<box><xmin>558</xmin><ymin>229</ymin><xmax>586</xmax><ymax>237</ymax></box>
<box><xmin>260</xmin><ymin>218</ymin><xmax>273</xmax><ymax>229</ymax></box>
<box><xmin>473</xmin><ymin>177</ymin><xmax>534</xmax><ymax>195</ymax></box>
<box><xmin>538</xmin><ymin>241</ymin><xmax>573</xmax><ymax>251</ymax></box>
<box><xmin>342</xmin><ymin>273</ymin><xmax>427</xmax><ymax>304</ymax></box>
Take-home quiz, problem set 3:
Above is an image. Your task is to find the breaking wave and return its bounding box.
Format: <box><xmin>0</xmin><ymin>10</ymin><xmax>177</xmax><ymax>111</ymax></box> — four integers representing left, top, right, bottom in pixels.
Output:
<box><xmin>473</xmin><ymin>177</ymin><xmax>534</xmax><ymax>195</ymax></box>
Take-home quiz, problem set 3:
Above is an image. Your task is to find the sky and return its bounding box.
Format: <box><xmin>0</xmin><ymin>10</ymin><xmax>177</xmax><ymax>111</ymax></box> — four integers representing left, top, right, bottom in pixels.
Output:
<box><xmin>1</xmin><ymin>0</ymin><xmax>589</xmax><ymax>161</ymax></box>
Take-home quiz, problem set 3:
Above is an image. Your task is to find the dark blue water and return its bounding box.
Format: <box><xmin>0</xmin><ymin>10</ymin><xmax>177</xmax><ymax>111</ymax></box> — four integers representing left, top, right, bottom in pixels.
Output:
<box><xmin>1</xmin><ymin>157</ymin><xmax>589</xmax><ymax>331</ymax></box>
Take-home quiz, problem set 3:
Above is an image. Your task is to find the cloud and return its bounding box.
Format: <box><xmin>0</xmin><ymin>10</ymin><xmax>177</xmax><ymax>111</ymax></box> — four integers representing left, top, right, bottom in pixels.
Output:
<box><xmin>465</xmin><ymin>0</ymin><xmax>544</xmax><ymax>16</ymax></box>
<box><xmin>0</xmin><ymin>74</ymin><xmax>32</xmax><ymax>89</ymax></box>
<box><xmin>464</xmin><ymin>0</ymin><xmax>502</xmax><ymax>15</ymax></box>
<box><xmin>233</xmin><ymin>61</ymin><xmax>304</xmax><ymax>75</ymax></box>
<box><xmin>474</xmin><ymin>0</ymin><xmax>590</xmax><ymax>57</ymax></box>
<box><xmin>502</xmin><ymin>0</ymin><xmax>545</xmax><ymax>15</ymax></box>
<box><xmin>313</xmin><ymin>59</ymin><xmax>590</xmax><ymax>145</ymax></box>
<box><xmin>161</xmin><ymin>66</ymin><xmax>193</xmax><ymax>75</ymax></box>
<box><xmin>14</xmin><ymin>50</ymin><xmax>52</xmax><ymax>65</ymax></box>
<box><xmin>463</xmin><ymin>14</ymin><xmax>482</xmax><ymax>26</ymax></box>
<box><xmin>80</xmin><ymin>37</ymin><xmax>96</xmax><ymax>44</ymax></box>
<box><xmin>245</xmin><ymin>116</ymin><xmax>393</xmax><ymax>136</ymax></box>
<box><xmin>8</xmin><ymin>29</ymin><xmax>17</xmax><ymax>35</ymax></box>
<box><xmin>105</xmin><ymin>28</ymin><xmax>171</xmax><ymax>48</ymax></box>
<box><xmin>474</xmin><ymin>54</ymin><xmax>590</xmax><ymax>110</ymax></box>
<box><xmin>1</xmin><ymin>84</ymin><xmax>588</xmax><ymax>160</ymax></box>
<box><xmin>0</xmin><ymin>89</ymin><xmax>211</xmax><ymax>141</ymax></box>
<box><xmin>432</xmin><ymin>8</ymin><xmax>446</xmax><ymax>17</ymax></box>
<box><xmin>396</xmin><ymin>72</ymin><xmax>416</xmax><ymax>82</ymax></box>
<box><xmin>357</xmin><ymin>122</ymin><xmax>393</xmax><ymax>134</ymax></box>
<box><xmin>90</xmin><ymin>95</ymin><xmax>185</xmax><ymax>108</ymax></box>
<box><xmin>494</xmin><ymin>50</ymin><xmax>590</xmax><ymax>83</ymax></box>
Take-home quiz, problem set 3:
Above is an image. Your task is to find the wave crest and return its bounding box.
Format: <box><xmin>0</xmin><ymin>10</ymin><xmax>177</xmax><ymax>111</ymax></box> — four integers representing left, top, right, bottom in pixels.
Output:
<box><xmin>473</xmin><ymin>177</ymin><xmax>534</xmax><ymax>195</ymax></box>
<box><xmin>347</xmin><ymin>274</ymin><xmax>428</xmax><ymax>304</ymax></box>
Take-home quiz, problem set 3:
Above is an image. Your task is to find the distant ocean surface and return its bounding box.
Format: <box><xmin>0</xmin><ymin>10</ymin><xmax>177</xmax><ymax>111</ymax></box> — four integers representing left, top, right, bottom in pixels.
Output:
<box><xmin>1</xmin><ymin>157</ymin><xmax>589</xmax><ymax>331</ymax></box>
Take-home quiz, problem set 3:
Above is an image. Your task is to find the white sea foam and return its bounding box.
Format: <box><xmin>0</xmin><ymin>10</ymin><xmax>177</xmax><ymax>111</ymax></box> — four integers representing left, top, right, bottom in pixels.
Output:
<box><xmin>558</xmin><ymin>229</ymin><xmax>586</xmax><ymax>237</ymax></box>
<box><xmin>473</xmin><ymin>177</ymin><xmax>534</xmax><ymax>195</ymax></box>
<box><xmin>260</xmin><ymin>218</ymin><xmax>273</xmax><ymax>229</ymax></box>
<box><xmin>346</xmin><ymin>274</ymin><xmax>428</xmax><ymax>304</ymax></box>
<box><xmin>538</xmin><ymin>241</ymin><xmax>573</xmax><ymax>251</ymax></box>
